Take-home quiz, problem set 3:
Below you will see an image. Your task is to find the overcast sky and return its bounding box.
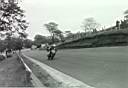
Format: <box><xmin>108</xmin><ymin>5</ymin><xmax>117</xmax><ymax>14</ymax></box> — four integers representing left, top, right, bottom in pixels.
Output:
<box><xmin>21</xmin><ymin>0</ymin><xmax>128</xmax><ymax>39</ymax></box>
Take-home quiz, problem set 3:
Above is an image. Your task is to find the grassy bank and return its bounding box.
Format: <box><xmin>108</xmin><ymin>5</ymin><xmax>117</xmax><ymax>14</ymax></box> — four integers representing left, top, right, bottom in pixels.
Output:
<box><xmin>57</xmin><ymin>28</ymin><xmax>128</xmax><ymax>49</ymax></box>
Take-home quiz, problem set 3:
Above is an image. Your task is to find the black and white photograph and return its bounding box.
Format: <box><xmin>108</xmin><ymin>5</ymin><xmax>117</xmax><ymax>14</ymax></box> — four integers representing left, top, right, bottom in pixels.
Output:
<box><xmin>0</xmin><ymin>0</ymin><xmax>128</xmax><ymax>88</ymax></box>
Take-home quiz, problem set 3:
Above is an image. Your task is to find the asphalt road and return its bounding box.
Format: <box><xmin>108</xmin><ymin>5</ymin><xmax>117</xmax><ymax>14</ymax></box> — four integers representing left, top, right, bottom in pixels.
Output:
<box><xmin>23</xmin><ymin>47</ymin><xmax>128</xmax><ymax>88</ymax></box>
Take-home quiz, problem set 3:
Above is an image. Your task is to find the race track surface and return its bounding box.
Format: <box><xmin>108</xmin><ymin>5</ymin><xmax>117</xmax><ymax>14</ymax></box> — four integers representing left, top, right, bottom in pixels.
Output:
<box><xmin>23</xmin><ymin>47</ymin><xmax>128</xmax><ymax>88</ymax></box>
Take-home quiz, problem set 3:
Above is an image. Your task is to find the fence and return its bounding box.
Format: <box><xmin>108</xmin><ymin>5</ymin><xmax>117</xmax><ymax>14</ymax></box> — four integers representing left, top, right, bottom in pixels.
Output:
<box><xmin>16</xmin><ymin>52</ymin><xmax>45</xmax><ymax>87</ymax></box>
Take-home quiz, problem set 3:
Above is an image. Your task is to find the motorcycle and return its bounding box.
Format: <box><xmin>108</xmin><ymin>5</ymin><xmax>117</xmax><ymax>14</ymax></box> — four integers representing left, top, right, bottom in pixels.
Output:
<box><xmin>47</xmin><ymin>48</ymin><xmax>57</xmax><ymax>60</ymax></box>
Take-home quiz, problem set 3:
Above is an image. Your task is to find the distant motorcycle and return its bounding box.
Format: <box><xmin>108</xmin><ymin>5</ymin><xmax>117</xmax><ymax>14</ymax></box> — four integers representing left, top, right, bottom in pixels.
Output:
<box><xmin>47</xmin><ymin>47</ymin><xmax>57</xmax><ymax>60</ymax></box>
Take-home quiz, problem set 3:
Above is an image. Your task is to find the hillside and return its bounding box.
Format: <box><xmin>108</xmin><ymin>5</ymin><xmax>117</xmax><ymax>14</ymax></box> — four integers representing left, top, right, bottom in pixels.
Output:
<box><xmin>57</xmin><ymin>28</ymin><xmax>128</xmax><ymax>49</ymax></box>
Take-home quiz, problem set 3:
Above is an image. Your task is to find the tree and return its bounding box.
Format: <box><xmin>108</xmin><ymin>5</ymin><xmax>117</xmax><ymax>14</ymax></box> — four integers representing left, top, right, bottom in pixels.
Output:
<box><xmin>44</xmin><ymin>22</ymin><xmax>61</xmax><ymax>43</ymax></box>
<box><xmin>54</xmin><ymin>29</ymin><xmax>65</xmax><ymax>42</ymax></box>
<box><xmin>82</xmin><ymin>17</ymin><xmax>100</xmax><ymax>33</ymax></box>
<box><xmin>19</xmin><ymin>32</ymin><xmax>28</xmax><ymax>39</ymax></box>
<box><xmin>65</xmin><ymin>31</ymin><xmax>72</xmax><ymax>36</ymax></box>
<box><xmin>4</xmin><ymin>36</ymin><xmax>23</xmax><ymax>51</ymax></box>
<box><xmin>0</xmin><ymin>0</ymin><xmax>28</xmax><ymax>38</ymax></box>
<box><xmin>23</xmin><ymin>39</ymin><xmax>33</xmax><ymax>48</ymax></box>
<box><xmin>0</xmin><ymin>40</ymin><xmax>6</xmax><ymax>53</ymax></box>
<box><xmin>124</xmin><ymin>9</ymin><xmax>128</xmax><ymax>20</ymax></box>
<box><xmin>34</xmin><ymin>34</ymin><xmax>47</xmax><ymax>46</ymax></box>
<box><xmin>0</xmin><ymin>0</ymin><xmax>28</xmax><ymax>51</ymax></box>
<box><xmin>121</xmin><ymin>9</ymin><xmax>128</xmax><ymax>29</ymax></box>
<box><xmin>44</xmin><ymin>22</ymin><xmax>58</xmax><ymax>33</ymax></box>
<box><xmin>12</xmin><ymin>38</ymin><xmax>23</xmax><ymax>51</ymax></box>
<box><xmin>119</xmin><ymin>9</ymin><xmax>128</xmax><ymax>29</ymax></box>
<box><xmin>64</xmin><ymin>31</ymin><xmax>73</xmax><ymax>40</ymax></box>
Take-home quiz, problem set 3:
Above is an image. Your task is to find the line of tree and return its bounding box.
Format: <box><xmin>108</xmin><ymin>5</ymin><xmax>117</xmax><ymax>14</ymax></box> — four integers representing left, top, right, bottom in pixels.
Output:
<box><xmin>0</xmin><ymin>37</ymin><xmax>33</xmax><ymax>52</ymax></box>
<box><xmin>43</xmin><ymin>18</ymin><xmax>100</xmax><ymax>44</ymax></box>
<box><xmin>82</xmin><ymin>17</ymin><xmax>100</xmax><ymax>33</ymax></box>
<box><xmin>33</xmin><ymin>34</ymin><xmax>60</xmax><ymax>47</ymax></box>
<box><xmin>41</xmin><ymin>9</ymin><xmax>128</xmax><ymax>44</ymax></box>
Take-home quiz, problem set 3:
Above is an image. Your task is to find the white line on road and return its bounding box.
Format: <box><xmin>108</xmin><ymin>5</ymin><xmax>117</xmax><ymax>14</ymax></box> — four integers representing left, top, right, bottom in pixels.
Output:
<box><xmin>23</xmin><ymin>53</ymin><xmax>95</xmax><ymax>88</ymax></box>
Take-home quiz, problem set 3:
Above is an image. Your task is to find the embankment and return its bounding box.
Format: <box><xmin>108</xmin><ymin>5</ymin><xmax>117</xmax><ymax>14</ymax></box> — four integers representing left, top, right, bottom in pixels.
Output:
<box><xmin>57</xmin><ymin>29</ymin><xmax>128</xmax><ymax>49</ymax></box>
